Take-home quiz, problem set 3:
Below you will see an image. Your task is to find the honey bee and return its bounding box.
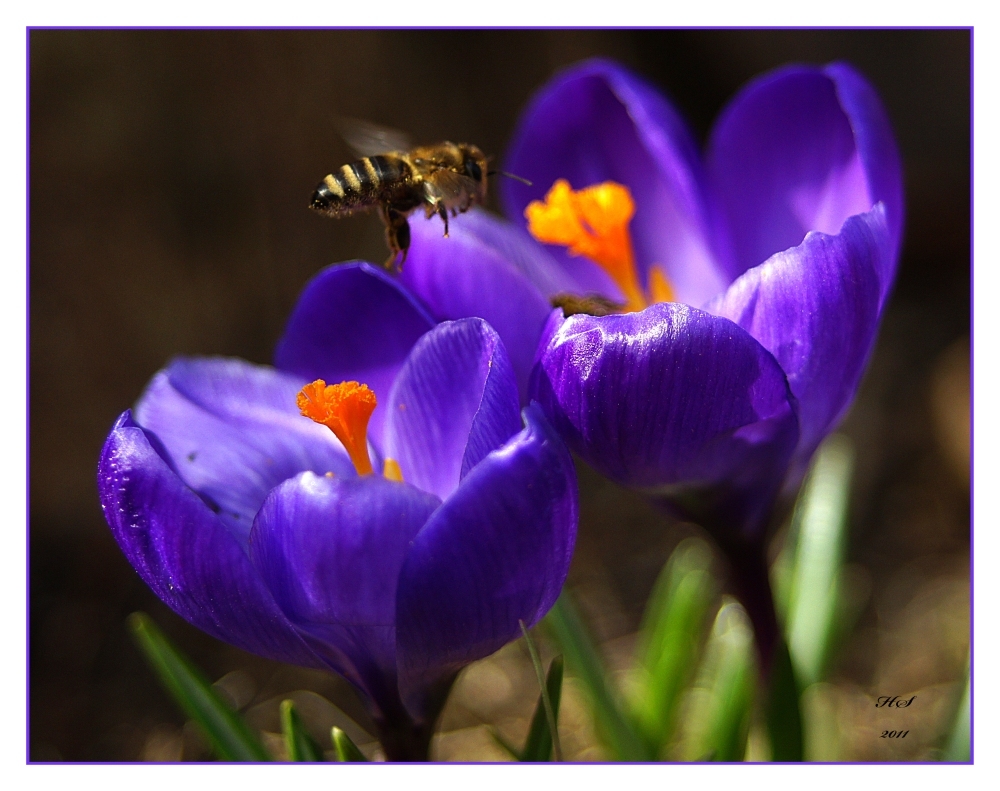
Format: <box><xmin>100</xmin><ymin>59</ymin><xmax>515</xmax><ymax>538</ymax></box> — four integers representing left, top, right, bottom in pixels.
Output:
<box><xmin>309</xmin><ymin>119</ymin><xmax>490</xmax><ymax>269</ymax></box>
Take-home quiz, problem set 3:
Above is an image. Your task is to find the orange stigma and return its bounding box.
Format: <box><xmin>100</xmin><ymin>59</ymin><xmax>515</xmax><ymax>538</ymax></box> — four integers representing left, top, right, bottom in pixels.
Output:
<box><xmin>298</xmin><ymin>380</ymin><xmax>376</xmax><ymax>476</ymax></box>
<box><xmin>525</xmin><ymin>179</ymin><xmax>676</xmax><ymax>313</ymax></box>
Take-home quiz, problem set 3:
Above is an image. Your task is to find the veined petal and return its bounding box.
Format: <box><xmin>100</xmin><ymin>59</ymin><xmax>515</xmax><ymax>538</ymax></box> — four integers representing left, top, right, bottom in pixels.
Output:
<box><xmin>383</xmin><ymin>318</ymin><xmax>522</xmax><ymax>501</ymax></box>
<box><xmin>825</xmin><ymin>62</ymin><xmax>906</xmax><ymax>296</ymax></box>
<box><xmin>395</xmin><ymin>404</ymin><xmax>577</xmax><ymax>720</ymax></box>
<box><xmin>409</xmin><ymin>208</ymin><xmax>577</xmax><ymax>297</ymax></box>
<box><xmin>98</xmin><ymin>412</ymin><xmax>324</xmax><ymax>669</ymax></box>
<box><xmin>134</xmin><ymin>356</ymin><xmax>355</xmax><ymax>545</ymax></box>
<box><xmin>708</xmin><ymin>205</ymin><xmax>889</xmax><ymax>471</ymax></box>
<box><xmin>274</xmin><ymin>261</ymin><xmax>436</xmax><ymax>447</ymax></box>
<box><xmin>707</xmin><ymin>64</ymin><xmax>903</xmax><ymax>284</ymax></box>
<box><xmin>249</xmin><ymin>472</ymin><xmax>440</xmax><ymax>720</ymax></box>
<box><xmin>403</xmin><ymin>212</ymin><xmax>558</xmax><ymax>401</ymax></box>
<box><xmin>502</xmin><ymin>58</ymin><xmax>728</xmax><ymax>307</ymax></box>
<box><xmin>531</xmin><ymin>303</ymin><xmax>798</xmax><ymax>537</ymax></box>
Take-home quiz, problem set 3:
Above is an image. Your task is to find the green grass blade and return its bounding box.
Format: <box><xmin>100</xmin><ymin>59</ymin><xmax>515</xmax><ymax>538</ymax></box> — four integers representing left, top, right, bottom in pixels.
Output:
<box><xmin>519</xmin><ymin>654</ymin><xmax>564</xmax><ymax>761</ymax></box>
<box><xmin>631</xmin><ymin>537</ymin><xmax>716</xmax><ymax>755</ymax></box>
<box><xmin>943</xmin><ymin>668</ymin><xmax>970</xmax><ymax>762</ymax></box>
<box><xmin>544</xmin><ymin>593</ymin><xmax>649</xmax><ymax>761</ymax></box>
<box><xmin>783</xmin><ymin>434</ymin><xmax>854</xmax><ymax>686</ymax></box>
<box><xmin>766</xmin><ymin>636</ymin><xmax>803</xmax><ymax>761</ymax></box>
<box><xmin>685</xmin><ymin>600</ymin><xmax>755</xmax><ymax>762</ymax></box>
<box><xmin>519</xmin><ymin>621</ymin><xmax>562</xmax><ymax>761</ymax></box>
<box><xmin>332</xmin><ymin>726</ymin><xmax>368</xmax><ymax>761</ymax></box>
<box><xmin>280</xmin><ymin>699</ymin><xmax>325</xmax><ymax>761</ymax></box>
<box><xmin>128</xmin><ymin>612</ymin><xmax>271</xmax><ymax>761</ymax></box>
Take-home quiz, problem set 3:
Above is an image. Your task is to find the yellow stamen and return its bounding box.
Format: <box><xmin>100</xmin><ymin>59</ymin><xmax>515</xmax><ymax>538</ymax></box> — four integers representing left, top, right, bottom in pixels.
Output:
<box><xmin>383</xmin><ymin>458</ymin><xmax>404</xmax><ymax>482</ymax></box>
<box><xmin>648</xmin><ymin>265</ymin><xmax>676</xmax><ymax>304</ymax></box>
<box><xmin>298</xmin><ymin>380</ymin><xmax>376</xmax><ymax>476</ymax></box>
<box><xmin>525</xmin><ymin>179</ymin><xmax>652</xmax><ymax>312</ymax></box>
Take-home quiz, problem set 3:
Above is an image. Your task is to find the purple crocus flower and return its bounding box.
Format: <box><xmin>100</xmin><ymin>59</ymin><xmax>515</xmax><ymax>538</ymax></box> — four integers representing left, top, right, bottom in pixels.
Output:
<box><xmin>98</xmin><ymin>262</ymin><xmax>578</xmax><ymax>760</ymax></box>
<box><xmin>401</xmin><ymin>59</ymin><xmax>900</xmax><ymax>537</ymax></box>
<box><xmin>398</xmin><ymin>59</ymin><xmax>901</xmax><ymax>661</ymax></box>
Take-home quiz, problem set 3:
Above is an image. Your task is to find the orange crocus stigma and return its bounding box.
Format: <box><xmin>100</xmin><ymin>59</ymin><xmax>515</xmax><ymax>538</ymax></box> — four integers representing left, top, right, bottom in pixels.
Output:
<box><xmin>525</xmin><ymin>179</ymin><xmax>676</xmax><ymax>313</ymax></box>
<box><xmin>298</xmin><ymin>380</ymin><xmax>376</xmax><ymax>476</ymax></box>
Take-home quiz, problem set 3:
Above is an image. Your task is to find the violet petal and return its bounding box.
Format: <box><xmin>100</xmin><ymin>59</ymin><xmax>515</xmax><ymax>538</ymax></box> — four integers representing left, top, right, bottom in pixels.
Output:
<box><xmin>708</xmin><ymin>205</ymin><xmax>890</xmax><ymax>472</ymax></box>
<box><xmin>134</xmin><ymin>356</ymin><xmax>355</xmax><ymax>545</ymax></box>
<box><xmin>98</xmin><ymin>412</ymin><xmax>325</xmax><ymax>669</ymax></box>
<box><xmin>395</xmin><ymin>404</ymin><xmax>577</xmax><ymax>720</ymax></box>
<box><xmin>274</xmin><ymin>261</ymin><xmax>436</xmax><ymax>446</ymax></box>
<box><xmin>531</xmin><ymin>303</ymin><xmax>798</xmax><ymax>537</ymax></box>
<box><xmin>502</xmin><ymin>58</ymin><xmax>728</xmax><ymax>307</ymax></box>
<box><xmin>707</xmin><ymin>64</ymin><xmax>902</xmax><ymax>283</ymax></box>
<box><xmin>402</xmin><ymin>212</ymin><xmax>557</xmax><ymax>401</ymax></box>
<box><xmin>249</xmin><ymin>472</ymin><xmax>440</xmax><ymax>720</ymax></box>
<box><xmin>383</xmin><ymin>318</ymin><xmax>522</xmax><ymax>501</ymax></box>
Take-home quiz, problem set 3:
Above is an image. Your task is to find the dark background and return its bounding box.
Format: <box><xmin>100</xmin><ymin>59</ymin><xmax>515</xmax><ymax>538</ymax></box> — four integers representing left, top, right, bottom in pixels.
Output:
<box><xmin>29</xmin><ymin>29</ymin><xmax>970</xmax><ymax>761</ymax></box>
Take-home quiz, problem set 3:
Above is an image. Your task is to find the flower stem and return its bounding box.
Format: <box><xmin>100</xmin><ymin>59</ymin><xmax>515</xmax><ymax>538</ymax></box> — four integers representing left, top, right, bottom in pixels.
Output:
<box><xmin>374</xmin><ymin>674</ymin><xmax>457</xmax><ymax>761</ymax></box>
<box><xmin>378</xmin><ymin>720</ymin><xmax>436</xmax><ymax>762</ymax></box>
<box><xmin>726</xmin><ymin>545</ymin><xmax>803</xmax><ymax>761</ymax></box>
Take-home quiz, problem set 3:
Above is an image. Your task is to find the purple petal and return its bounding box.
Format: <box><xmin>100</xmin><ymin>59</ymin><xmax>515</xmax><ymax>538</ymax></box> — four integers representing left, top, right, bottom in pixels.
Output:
<box><xmin>249</xmin><ymin>472</ymin><xmax>440</xmax><ymax>720</ymax></box>
<box><xmin>274</xmin><ymin>261</ymin><xmax>436</xmax><ymax>446</ymax></box>
<box><xmin>531</xmin><ymin>303</ymin><xmax>798</xmax><ymax>537</ymax></box>
<box><xmin>134</xmin><ymin>356</ymin><xmax>356</xmax><ymax>545</ymax></box>
<box><xmin>502</xmin><ymin>58</ymin><xmax>728</xmax><ymax>307</ymax></box>
<box><xmin>708</xmin><ymin>205</ymin><xmax>890</xmax><ymax>470</ymax></box>
<box><xmin>395</xmin><ymin>404</ymin><xmax>577</xmax><ymax>720</ymax></box>
<box><xmin>707</xmin><ymin>64</ymin><xmax>902</xmax><ymax>285</ymax></box>
<box><xmin>98</xmin><ymin>412</ymin><xmax>325</xmax><ymax>669</ymax></box>
<box><xmin>383</xmin><ymin>318</ymin><xmax>522</xmax><ymax>501</ymax></box>
<box><xmin>402</xmin><ymin>211</ymin><xmax>558</xmax><ymax>400</ymax></box>
<box><xmin>825</xmin><ymin>62</ymin><xmax>906</xmax><ymax>295</ymax></box>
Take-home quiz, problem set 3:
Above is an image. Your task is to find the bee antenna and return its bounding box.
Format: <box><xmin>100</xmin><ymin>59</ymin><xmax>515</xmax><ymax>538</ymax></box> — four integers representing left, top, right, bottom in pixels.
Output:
<box><xmin>488</xmin><ymin>170</ymin><xmax>533</xmax><ymax>186</ymax></box>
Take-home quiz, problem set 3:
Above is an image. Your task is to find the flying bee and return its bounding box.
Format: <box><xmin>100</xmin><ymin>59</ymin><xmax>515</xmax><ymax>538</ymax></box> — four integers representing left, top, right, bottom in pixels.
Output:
<box><xmin>310</xmin><ymin>119</ymin><xmax>527</xmax><ymax>270</ymax></box>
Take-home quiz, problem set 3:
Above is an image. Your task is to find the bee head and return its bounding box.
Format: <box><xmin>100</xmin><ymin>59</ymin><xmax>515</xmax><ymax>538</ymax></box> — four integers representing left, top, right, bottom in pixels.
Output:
<box><xmin>458</xmin><ymin>144</ymin><xmax>489</xmax><ymax>201</ymax></box>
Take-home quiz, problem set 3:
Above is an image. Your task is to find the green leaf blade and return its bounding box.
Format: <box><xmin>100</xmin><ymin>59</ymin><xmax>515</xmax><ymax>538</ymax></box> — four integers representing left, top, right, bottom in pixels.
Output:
<box><xmin>684</xmin><ymin>600</ymin><xmax>756</xmax><ymax>762</ymax></box>
<box><xmin>943</xmin><ymin>666</ymin><xmax>970</xmax><ymax>762</ymax></box>
<box><xmin>766</xmin><ymin>636</ymin><xmax>803</xmax><ymax>761</ymax></box>
<box><xmin>520</xmin><ymin>654</ymin><xmax>564</xmax><ymax>761</ymax></box>
<box><xmin>783</xmin><ymin>434</ymin><xmax>855</xmax><ymax>687</ymax></box>
<box><xmin>280</xmin><ymin>699</ymin><xmax>325</xmax><ymax>761</ymax></box>
<box><xmin>632</xmin><ymin>537</ymin><xmax>716</xmax><ymax>755</ymax></box>
<box><xmin>332</xmin><ymin>726</ymin><xmax>368</xmax><ymax>761</ymax></box>
<box><xmin>128</xmin><ymin>612</ymin><xmax>271</xmax><ymax>762</ymax></box>
<box><xmin>544</xmin><ymin>593</ymin><xmax>649</xmax><ymax>761</ymax></box>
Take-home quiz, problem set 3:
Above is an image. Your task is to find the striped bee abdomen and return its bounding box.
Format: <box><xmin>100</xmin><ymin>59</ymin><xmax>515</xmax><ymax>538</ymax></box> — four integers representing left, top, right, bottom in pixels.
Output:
<box><xmin>309</xmin><ymin>155</ymin><xmax>411</xmax><ymax>216</ymax></box>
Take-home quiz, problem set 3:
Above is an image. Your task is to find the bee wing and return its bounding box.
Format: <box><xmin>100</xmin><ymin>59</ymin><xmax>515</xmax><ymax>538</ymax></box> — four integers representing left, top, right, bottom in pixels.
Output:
<box><xmin>426</xmin><ymin>169</ymin><xmax>478</xmax><ymax>201</ymax></box>
<box><xmin>335</xmin><ymin>117</ymin><xmax>414</xmax><ymax>157</ymax></box>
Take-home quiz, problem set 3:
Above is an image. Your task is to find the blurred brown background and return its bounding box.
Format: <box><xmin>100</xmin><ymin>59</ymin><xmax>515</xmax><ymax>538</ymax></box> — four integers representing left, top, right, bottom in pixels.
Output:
<box><xmin>29</xmin><ymin>29</ymin><xmax>970</xmax><ymax>761</ymax></box>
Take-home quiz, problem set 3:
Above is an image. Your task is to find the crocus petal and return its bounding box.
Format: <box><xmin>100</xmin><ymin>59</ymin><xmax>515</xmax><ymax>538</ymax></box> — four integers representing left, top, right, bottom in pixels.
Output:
<box><xmin>395</xmin><ymin>404</ymin><xmax>577</xmax><ymax>720</ymax></box>
<box><xmin>98</xmin><ymin>412</ymin><xmax>325</xmax><ymax>669</ymax></box>
<box><xmin>274</xmin><ymin>261</ymin><xmax>436</xmax><ymax>446</ymax></box>
<box><xmin>708</xmin><ymin>205</ymin><xmax>890</xmax><ymax>471</ymax></box>
<box><xmin>824</xmin><ymin>62</ymin><xmax>906</xmax><ymax>295</ymax></box>
<box><xmin>531</xmin><ymin>303</ymin><xmax>798</xmax><ymax>537</ymax></box>
<box><xmin>383</xmin><ymin>318</ymin><xmax>522</xmax><ymax>501</ymax></box>
<box><xmin>502</xmin><ymin>58</ymin><xmax>728</xmax><ymax>307</ymax></box>
<box><xmin>707</xmin><ymin>64</ymin><xmax>903</xmax><ymax>285</ymax></box>
<box><xmin>402</xmin><ymin>211</ymin><xmax>559</xmax><ymax>400</ymax></box>
<box><xmin>134</xmin><ymin>356</ymin><xmax>355</xmax><ymax>545</ymax></box>
<box><xmin>249</xmin><ymin>472</ymin><xmax>440</xmax><ymax>720</ymax></box>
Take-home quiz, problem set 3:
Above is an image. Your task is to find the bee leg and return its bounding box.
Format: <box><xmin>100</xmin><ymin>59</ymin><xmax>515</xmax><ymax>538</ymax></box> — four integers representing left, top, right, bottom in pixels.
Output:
<box><xmin>382</xmin><ymin>207</ymin><xmax>411</xmax><ymax>272</ymax></box>
<box><xmin>436</xmin><ymin>203</ymin><xmax>449</xmax><ymax>237</ymax></box>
